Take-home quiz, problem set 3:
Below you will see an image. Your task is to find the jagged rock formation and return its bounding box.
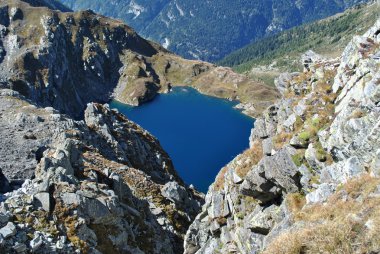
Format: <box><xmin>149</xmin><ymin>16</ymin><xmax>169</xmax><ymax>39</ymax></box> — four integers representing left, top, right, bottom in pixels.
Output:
<box><xmin>184</xmin><ymin>16</ymin><xmax>380</xmax><ymax>254</ymax></box>
<box><xmin>0</xmin><ymin>0</ymin><xmax>277</xmax><ymax>120</ymax></box>
<box><xmin>0</xmin><ymin>88</ymin><xmax>203</xmax><ymax>253</ymax></box>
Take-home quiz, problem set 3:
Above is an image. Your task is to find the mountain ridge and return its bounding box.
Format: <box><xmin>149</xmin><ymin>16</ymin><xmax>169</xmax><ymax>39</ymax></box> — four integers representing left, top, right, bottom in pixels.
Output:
<box><xmin>57</xmin><ymin>0</ymin><xmax>371</xmax><ymax>61</ymax></box>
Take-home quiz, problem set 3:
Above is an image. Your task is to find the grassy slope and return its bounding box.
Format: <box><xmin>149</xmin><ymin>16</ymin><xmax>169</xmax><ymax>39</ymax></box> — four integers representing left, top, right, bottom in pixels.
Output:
<box><xmin>217</xmin><ymin>2</ymin><xmax>379</xmax><ymax>85</ymax></box>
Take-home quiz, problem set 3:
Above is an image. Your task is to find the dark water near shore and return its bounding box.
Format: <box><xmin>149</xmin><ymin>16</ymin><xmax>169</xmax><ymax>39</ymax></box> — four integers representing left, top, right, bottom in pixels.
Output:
<box><xmin>110</xmin><ymin>87</ymin><xmax>254</xmax><ymax>193</ymax></box>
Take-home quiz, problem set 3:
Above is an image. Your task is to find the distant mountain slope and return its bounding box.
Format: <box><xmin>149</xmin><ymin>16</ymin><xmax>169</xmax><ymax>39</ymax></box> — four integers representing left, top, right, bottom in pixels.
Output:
<box><xmin>217</xmin><ymin>1</ymin><xmax>379</xmax><ymax>86</ymax></box>
<box><xmin>59</xmin><ymin>0</ymin><xmax>169</xmax><ymax>31</ymax></box>
<box><xmin>57</xmin><ymin>0</ymin><xmax>370</xmax><ymax>61</ymax></box>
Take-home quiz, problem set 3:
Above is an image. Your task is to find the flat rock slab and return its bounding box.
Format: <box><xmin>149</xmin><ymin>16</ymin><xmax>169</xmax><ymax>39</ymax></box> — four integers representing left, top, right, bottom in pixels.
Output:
<box><xmin>0</xmin><ymin>222</ymin><xmax>16</xmax><ymax>238</ymax></box>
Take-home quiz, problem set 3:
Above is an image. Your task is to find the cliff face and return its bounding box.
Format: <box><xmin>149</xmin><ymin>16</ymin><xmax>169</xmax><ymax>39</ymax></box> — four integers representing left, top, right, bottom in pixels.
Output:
<box><xmin>184</xmin><ymin>17</ymin><xmax>380</xmax><ymax>254</ymax></box>
<box><xmin>0</xmin><ymin>0</ymin><xmax>277</xmax><ymax>120</ymax></box>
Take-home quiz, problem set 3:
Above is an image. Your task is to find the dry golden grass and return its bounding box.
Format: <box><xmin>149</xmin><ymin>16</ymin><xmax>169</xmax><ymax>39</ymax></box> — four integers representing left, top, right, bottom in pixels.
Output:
<box><xmin>214</xmin><ymin>166</ymin><xmax>229</xmax><ymax>191</ymax></box>
<box><xmin>214</xmin><ymin>140</ymin><xmax>263</xmax><ymax>190</ymax></box>
<box><xmin>264</xmin><ymin>175</ymin><xmax>380</xmax><ymax>254</ymax></box>
<box><xmin>286</xmin><ymin>193</ymin><xmax>306</xmax><ymax>215</ymax></box>
<box><xmin>293</xmin><ymin>72</ymin><xmax>312</xmax><ymax>85</ymax></box>
<box><xmin>274</xmin><ymin>132</ymin><xmax>293</xmax><ymax>150</ymax></box>
<box><xmin>54</xmin><ymin>202</ymin><xmax>89</xmax><ymax>253</ymax></box>
<box><xmin>349</xmin><ymin>108</ymin><xmax>366</xmax><ymax>120</ymax></box>
<box><xmin>235</xmin><ymin>140</ymin><xmax>263</xmax><ymax>178</ymax></box>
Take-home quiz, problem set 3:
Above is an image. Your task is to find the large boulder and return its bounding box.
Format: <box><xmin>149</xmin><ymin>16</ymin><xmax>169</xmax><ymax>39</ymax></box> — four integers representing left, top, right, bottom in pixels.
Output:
<box><xmin>320</xmin><ymin>157</ymin><xmax>366</xmax><ymax>185</ymax></box>
<box><xmin>240</xmin><ymin>148</ymin><xmax>300</xmax><ymax>204</ymax></box>
<box><xmin>161</xmin><ymin>181</ymin><xmax>201</xmax><ymax>213</ymax></box>
<box><xmin>161</xmin><ymin>181</ymin><xmax>189</xmax><ymax>204</ymax></box>
<box><xmin>250</xmin><ymin>105</ymin><xmax>278</xmax><ymax>141</ymax></box>
<box><xmin>33</xmin><ymin>192</ymin><xmax>51</xmax><ymax>212</ymax></box>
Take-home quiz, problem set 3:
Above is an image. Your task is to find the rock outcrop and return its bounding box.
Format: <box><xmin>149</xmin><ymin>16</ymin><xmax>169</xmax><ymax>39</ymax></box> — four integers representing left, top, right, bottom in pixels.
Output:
<box><xmin>0</xmin><ymin>89</ymin><xmax>203</xmax><ymax>253</ymax></box>
<box><xmin>184</xmin><ymin>16</ymin><xmax>380</xmax><ymax>254</ymax></box>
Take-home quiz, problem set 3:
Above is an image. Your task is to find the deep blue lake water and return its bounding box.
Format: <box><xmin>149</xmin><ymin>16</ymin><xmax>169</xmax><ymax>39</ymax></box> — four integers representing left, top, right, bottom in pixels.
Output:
<box><xmin>110</xmin><ymin>87</ymin><xmax>254</xmax><ymax>192</ymax></box>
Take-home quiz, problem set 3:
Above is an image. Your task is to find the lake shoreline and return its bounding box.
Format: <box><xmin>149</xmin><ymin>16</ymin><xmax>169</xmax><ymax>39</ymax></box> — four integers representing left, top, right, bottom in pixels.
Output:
<box><xmin>111</xmin><ymin>84</ymin><xmax>257</xmax><ymax>119</ymax></box>
<box><xmin>110</xmin><ymin>87</ymin><xmax>255</xmax><ymax>192</ymax></box>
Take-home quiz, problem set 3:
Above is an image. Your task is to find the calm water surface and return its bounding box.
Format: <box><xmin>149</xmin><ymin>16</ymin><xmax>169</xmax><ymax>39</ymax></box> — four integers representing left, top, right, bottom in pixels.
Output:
<box><xmin>110</xmin><ymin>87</ymin><xmax>254</xmax><ymax>192</ymax></box>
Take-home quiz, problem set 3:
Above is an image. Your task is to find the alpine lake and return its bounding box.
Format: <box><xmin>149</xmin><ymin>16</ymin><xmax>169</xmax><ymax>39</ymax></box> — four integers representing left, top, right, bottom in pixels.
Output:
<box><xmin>110</xmin><ymin>87</ymin><xmax>254</xmax><ymax>193</ymax></box>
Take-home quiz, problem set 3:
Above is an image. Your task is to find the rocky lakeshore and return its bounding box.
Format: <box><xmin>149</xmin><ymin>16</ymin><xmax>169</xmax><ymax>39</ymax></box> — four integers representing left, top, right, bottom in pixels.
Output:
<box><xmin>184</xmin><ymin>17</ymin><xmax>380</xmax><ymax>254</ymax></box>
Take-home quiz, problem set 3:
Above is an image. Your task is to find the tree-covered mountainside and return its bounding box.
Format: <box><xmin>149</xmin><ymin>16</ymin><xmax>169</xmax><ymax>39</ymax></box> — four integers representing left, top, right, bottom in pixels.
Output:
<box><xmin>57</xmin><ymin>0</ymin><xmax>370</xmax><ymax>61</ymax></box>
<box><xmin>217</xmin><ymin>1</ymin><xmax>379</xmax><ymax>86</ymax></box>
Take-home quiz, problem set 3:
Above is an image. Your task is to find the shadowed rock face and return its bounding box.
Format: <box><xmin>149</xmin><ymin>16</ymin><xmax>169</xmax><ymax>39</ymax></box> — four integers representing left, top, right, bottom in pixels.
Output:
<box><xmin>184</xmin><ymin>17</ymin><xmax>380</xmax><ymax>254</ymax></box>
<box><xmin>0</xmin><ymin>170</ymin><xmax>10</xmax><ymax>193</ymax></box>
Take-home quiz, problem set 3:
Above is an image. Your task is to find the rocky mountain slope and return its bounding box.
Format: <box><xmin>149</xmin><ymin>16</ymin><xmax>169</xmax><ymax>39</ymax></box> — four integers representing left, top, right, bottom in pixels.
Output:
<box><xmin>0</xmin><ymin>89</ymin><xmax>202</xmax><ymax>253</ymax></box>
<box><xmin>57</xmin><ymin>0</ymin><xmax>370</xmax><ymax>61</ymax></box>
<box><xmin>0</xmin><ymin>0</ymin><xmax>277</xmax><ymax>119</ymax></box>
<box><xmin>0</xmin><ymin>91</ymin><xmax>204</xmax><ymax>253</ymax></box>
<box><xmin>184</xmin><ymin>14</ymin><xmax>380</xmax><ymax>254</ymax></box>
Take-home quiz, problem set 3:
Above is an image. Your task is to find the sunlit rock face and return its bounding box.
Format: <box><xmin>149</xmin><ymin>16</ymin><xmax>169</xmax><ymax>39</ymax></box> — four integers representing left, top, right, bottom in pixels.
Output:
<box><xmin>184</xmin><ymin>17</ymin><xmax>380</xmax><ymax>254</ymax></box>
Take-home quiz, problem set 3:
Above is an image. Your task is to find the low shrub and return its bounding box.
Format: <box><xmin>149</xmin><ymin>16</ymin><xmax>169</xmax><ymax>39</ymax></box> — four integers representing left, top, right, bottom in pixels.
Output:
<box><xmin>292</xmin><ymin>153</ymin><xmax>305</xmax><ymax>167</ymax></box>
<box><xmin>298</xmin><ymin>131</ymin><xmax>311</xmax><ymax>143</ymax></box>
